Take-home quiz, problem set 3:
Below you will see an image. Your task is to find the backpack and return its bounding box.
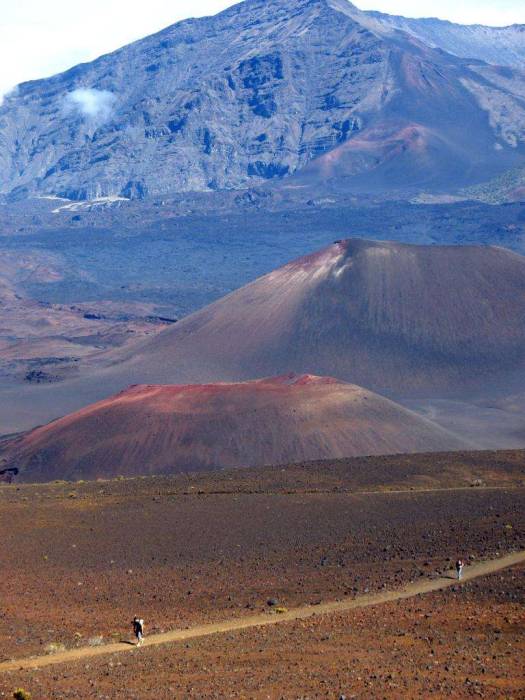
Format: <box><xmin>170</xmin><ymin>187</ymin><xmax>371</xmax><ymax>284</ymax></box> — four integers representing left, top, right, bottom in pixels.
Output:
<box><xmin>134</xmin><ymin>619</ymin><xmax>143</xmax><ymax>634</ymax></box>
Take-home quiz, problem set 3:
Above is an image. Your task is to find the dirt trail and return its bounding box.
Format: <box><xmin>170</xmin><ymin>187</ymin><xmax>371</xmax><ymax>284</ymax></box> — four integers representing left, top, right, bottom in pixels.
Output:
<box><xmin>183</xmin><ymin>486</ymin><xmax>524</xmax><ymax>497</ymax></box>
<box><xmin>2</xmin><ymin>550</ymin><xmax>524</xmax><ymax>673</ymax></box>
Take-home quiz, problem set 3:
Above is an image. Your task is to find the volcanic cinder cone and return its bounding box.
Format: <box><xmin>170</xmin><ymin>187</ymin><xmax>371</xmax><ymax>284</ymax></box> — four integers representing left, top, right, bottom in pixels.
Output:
<box><xmin>2</xmin><ymin>374</ymin><xmax>467</xmax><ymax>482</ymax></box>
<box><xmin>2</xmin><ymin>239</ymin><xmax>525</xmax><ymax>437</ymax></box>
<box><xmin>112</xmin><ymin>238</ymin><xmax>525</xmax><ymax>397</ymax></box>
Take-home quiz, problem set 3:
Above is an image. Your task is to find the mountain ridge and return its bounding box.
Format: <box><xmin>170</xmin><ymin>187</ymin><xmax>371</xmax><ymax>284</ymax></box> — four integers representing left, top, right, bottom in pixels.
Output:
<box><xmin>366</xmin><ymin>10</ymin><xmax>525</xmax><ymax>67</ymax></box>
<box><xmin>1</xmin><ymin>0</ymin><xmax>523</xmax><ymax>200</ymax></box>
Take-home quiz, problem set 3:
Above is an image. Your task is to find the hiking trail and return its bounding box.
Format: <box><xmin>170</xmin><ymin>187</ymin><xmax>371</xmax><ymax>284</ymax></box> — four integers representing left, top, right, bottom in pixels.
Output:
<box><xmin>1</xmin><ymin>550</ymin><xmax>524</xmax><ymax>673</ymax></box>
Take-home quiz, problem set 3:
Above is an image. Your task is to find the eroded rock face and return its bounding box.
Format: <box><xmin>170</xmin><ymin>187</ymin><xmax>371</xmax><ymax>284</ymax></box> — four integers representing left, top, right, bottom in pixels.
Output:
<box><xmin>0</xmin><ymin>0</ymin><xmax>523</xmax><ymax>200</ymax></box>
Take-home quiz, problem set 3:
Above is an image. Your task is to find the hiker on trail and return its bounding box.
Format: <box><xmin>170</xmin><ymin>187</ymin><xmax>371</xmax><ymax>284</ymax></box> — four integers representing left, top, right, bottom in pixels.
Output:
<box><xmin>132</xmin><ymin>616</ymin><xmax>144</xmax><ymax>646</ymax></box>
<box><xmin>455</xmin><ymin>559</ymin><xmax>464</xmax><ymax>580</ymax></box>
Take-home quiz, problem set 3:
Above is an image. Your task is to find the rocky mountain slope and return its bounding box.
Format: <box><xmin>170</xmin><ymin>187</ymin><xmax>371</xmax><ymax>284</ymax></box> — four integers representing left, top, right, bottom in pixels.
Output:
<box><xmin>1</xmin><ymin>374</ymin><xmax>466</xmax><ymax>481</ymax></box>
<box><xmin>366</xmin><ymin>12</ymin><xmax>525</xmax><ymax>68</ymax></box>
<box><xmin>0</xmin><ymin>0</ymin><xmax>523</xmax><ymax>200</ymax></box>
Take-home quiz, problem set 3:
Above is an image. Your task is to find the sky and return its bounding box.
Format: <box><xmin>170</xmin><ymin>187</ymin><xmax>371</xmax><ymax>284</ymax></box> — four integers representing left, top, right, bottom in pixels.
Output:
<box><xmin>1</xmin><ymin>0</ymin><xmax>524</xmax><ymax>98</ymax></box>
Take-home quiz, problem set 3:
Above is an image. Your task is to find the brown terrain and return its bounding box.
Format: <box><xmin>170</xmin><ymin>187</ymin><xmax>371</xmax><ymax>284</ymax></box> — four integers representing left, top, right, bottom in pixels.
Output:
<box><xmin>0</xmin><ymin>450</ymin><xmax>523</xmax><ymax>697</ymax></box>
<box><xmin>1</xmin><ymin>239</ymin><xmax>524</xmax><ymax>447</ymax></box>
<box><xmin>0</xmin><ymin>374</ymin><xmax>467</xmax><ymax>481</ymax></box>
<box><xmin>0</xmin><ymin>251</ymin><xmax>164</xmax><ymax>390</ymax></box>
<box><xmin>4</xmin><ymin>563</ymin><xmax>521</xmax><ymax>699</ymax></box>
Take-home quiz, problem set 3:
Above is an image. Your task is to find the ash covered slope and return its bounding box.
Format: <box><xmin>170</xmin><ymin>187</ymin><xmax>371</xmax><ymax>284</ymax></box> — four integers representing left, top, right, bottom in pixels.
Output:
<box><xmin>116</xmin><ymin>239</ymin><xmax>525</xmax><ymax>397</ymax></box>
<box><xmin>366</xmin><ymin>12</ymin><xmax>525</xmax><ymax>68</ymax></box>
<box><xmin>1</xmin><ymin>0</ymin><xmax>524</xmax><ymax>200</ymax></box>
<box><xmin>3</xmin><ymin>374</ymin><xmax>466</xmax><ymax>481</ymax></box>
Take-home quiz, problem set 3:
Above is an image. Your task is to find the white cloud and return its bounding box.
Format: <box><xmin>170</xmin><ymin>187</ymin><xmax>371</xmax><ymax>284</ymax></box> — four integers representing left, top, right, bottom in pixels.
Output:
<box><xmin>66</xmin><ymin>88</ymin><xmax>117</xmax><ymax>124</ymax></box>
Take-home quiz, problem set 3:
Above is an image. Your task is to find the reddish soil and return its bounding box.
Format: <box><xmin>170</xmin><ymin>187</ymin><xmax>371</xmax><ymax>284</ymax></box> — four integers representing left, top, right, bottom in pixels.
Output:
<box><xmin>0</xmin><ymin>251</ymin><xmax>165</xmax><ymax>400</ymax></box>
<box><xmin>0</xmin><ymin>292</ymin><xmax>163</xmax><ymax>390</ymax></box>
<box><xmin>2</xmin><ymin>563</ymin><xmax>523</xmax><ymax>699</ymax></box>
<box><xmin>0</xmin><ymin>453</ymin><xmax>523</xmax><ymax>669</ymax></box>
<box><xmin>2</xmin><ymin>374</ymin><xmax>467</xmax><ymax>481</ymax></box>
